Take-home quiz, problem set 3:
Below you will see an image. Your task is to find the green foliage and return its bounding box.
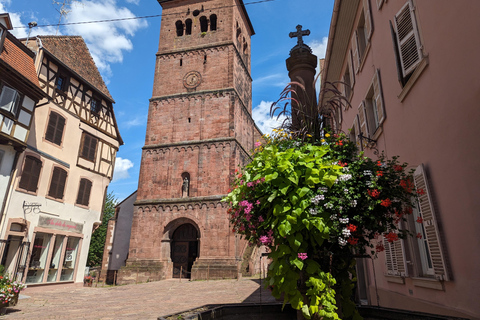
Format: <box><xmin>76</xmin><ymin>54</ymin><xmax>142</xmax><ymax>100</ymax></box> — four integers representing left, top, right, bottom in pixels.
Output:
<box><xmin>223</xmin><ymin>130</ymin><xmax>419</xmax><ymax>319</ymax></box>
<box><xmin>87</xmin><ymin>191</ymin><xmax>117</xmax><ymax>267</ymax></box>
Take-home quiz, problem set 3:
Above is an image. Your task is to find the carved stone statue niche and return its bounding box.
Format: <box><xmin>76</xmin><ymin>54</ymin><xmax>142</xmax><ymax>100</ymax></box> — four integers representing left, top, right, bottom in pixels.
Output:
<box><xmin>182</xmin><ymin>176</ymin><xmax>189</xmax><ymax>198</ymax></box>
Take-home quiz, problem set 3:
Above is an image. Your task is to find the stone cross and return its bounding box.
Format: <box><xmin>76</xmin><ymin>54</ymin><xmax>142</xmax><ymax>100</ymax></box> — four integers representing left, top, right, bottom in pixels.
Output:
<box><xmin>289</xmin><ymin>25</ymin><xmax>310</xmax><ymax>47</ymax></box>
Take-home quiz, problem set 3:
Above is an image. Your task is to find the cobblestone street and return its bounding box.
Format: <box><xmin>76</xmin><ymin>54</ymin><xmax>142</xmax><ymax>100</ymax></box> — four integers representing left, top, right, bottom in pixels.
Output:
<box><xmin>4</xmin><ymin>278</ymin><xmax>276</xmax><ymax>319</ymax></box>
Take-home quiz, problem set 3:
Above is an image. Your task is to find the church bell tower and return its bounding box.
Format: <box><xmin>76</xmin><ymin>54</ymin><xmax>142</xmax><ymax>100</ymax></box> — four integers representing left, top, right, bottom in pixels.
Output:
<box><xmin>118</xmin><ymin>0</ymin><xmax>261</xmax><ymax>282</ymax></box>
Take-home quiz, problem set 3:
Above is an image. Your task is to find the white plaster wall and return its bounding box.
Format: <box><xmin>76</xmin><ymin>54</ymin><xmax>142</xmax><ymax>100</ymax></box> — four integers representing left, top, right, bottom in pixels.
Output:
<box><xmin>0</xmin><ymin>146</ymin><xmax>15</xmax><ymax>213</ymax></box>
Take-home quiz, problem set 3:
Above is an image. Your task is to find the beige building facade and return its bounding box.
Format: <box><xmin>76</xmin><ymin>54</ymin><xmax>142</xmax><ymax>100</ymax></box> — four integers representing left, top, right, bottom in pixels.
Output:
<box><xmin>0</xmin><ymin>33</ymin><xmax>122</xmax><ymax>286</ymax></box>
<box><xmin>320</xmin><ymin>1</ymin><xmax>480</xmax><ymax>318</ymax></box>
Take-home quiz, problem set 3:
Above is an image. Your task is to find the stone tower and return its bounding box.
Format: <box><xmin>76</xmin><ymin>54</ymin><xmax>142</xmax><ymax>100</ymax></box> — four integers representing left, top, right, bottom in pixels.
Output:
<box><xmin>118</xmin><ymin>0</ymin><xmax>261</xmax><ymax>283</ymax></box>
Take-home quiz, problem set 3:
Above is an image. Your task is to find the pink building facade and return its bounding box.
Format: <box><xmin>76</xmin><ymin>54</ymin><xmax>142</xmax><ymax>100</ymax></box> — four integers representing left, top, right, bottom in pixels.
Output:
<box><xmin>320</xmin><ymin>1</ymin><xmax>480</xmax><ymax>318</ymax></box>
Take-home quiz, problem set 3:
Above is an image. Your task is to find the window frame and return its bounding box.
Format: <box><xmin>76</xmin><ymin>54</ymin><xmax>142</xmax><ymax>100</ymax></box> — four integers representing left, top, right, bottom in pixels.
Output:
<box><xmin>0</xmin><ymin>82</ymin><xmax>22</xmax><ymax>117</ymax></box>
<box><xmin>90</xmin><ymin>97</ymin><xmax>102</xmax><ymax>115</ymax></box>
<box><xmin>47</xmin><ymin>166</ymin><xmax>68</xmax><ymax>201</ymax></box>
<box><xmin>351</xmin><ymin>0</ymin><xmax>373</xmax><ymax>74</ymax></box>
<box><xmin>18</xmin><ymin>154</ymin><xmax>43</xmax><ymax>194</ymax></box>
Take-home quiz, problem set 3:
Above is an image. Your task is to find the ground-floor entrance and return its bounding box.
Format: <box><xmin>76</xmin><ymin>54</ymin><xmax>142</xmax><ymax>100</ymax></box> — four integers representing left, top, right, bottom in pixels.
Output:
<box><xmin>171</xmin><ymin>223</ymin><xmax>198</xmax><ymax>278</ymax></box>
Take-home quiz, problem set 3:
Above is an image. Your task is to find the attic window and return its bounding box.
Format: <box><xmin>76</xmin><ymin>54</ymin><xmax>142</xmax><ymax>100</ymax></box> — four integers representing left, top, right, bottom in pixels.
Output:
<box><xmin>56</xmin><ymin>75</ymin><xmax>67</xmax><ymax>91</ymax></box>
<box><xmin>91</xmin><ymin>98</ymin><xmax>101</xmax><ymax>114</ymax></box>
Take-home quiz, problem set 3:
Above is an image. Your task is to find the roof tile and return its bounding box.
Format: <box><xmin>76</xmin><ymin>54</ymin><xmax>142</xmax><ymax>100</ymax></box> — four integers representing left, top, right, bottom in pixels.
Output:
<box><xmin>0</xmin><ymin>37</ymin><xmax>40</xmax><ymax>88</ymax></box>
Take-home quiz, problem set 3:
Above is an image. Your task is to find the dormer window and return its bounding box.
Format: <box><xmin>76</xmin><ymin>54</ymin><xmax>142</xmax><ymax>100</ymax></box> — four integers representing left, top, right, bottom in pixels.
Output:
<box><xmin>91</xmin><ymin>98</ymin><xmax>101</xmax><ymax>114</ymax></box>
<box><xmin>0</xmin><ymin>83</ymin><xmax>21</xmax><ymax>116</ymax></box>
<box><xmin>56</xmin><ymin>75</ymin><xmax>67</xmax><ymax>91</ymax></box>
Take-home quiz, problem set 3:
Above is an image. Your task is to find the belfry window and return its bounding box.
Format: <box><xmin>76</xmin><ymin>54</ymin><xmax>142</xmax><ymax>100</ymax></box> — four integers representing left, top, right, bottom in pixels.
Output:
<box><xmin>210</xmin><ymin>14</ymin><xmax>217</xmax><ymax>31</ymax></box>
<box><xmin>200</xmin><ymin>16</ymin><xmax>208</xmax><ymax>33</ymax></box>
<box><xmin>185</xmin><ymin>19</ymin><xmax>192</xmax><ymax>35</ymax></box>
<box><xmin>175</xmin><ymin>20</ymin><xmax>184</xmax><ymax>37</ymax></box>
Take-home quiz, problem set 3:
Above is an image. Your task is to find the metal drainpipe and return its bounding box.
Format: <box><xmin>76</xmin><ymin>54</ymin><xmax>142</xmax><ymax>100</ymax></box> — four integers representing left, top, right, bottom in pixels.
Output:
<box><xmin>0</xmin><ymin>147</ymin><xmax>22</xmax><ymax>227</ymax></box>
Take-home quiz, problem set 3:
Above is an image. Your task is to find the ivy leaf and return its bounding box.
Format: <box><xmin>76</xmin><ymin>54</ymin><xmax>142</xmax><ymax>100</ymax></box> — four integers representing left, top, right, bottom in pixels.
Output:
<box><xmin>297</xmin><ymin>187</ymin><xmax>311</xmax><ymax>198</ymax></box>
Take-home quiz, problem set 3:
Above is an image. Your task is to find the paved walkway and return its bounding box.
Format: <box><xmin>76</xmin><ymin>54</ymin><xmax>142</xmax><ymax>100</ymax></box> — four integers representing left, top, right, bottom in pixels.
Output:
<box><xmin>3</xmin><ymin>278</ymin><xmax>276</xmax><ymax>319</ymax></box>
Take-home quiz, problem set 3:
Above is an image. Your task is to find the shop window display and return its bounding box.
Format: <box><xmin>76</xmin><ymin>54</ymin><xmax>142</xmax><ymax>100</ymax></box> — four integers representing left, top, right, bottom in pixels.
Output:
<box><xmin>47</xmin><ymin>235</ymin><xmax>65</xmax><ymax>282</ymax></box>
<box><xmin>60</xmin><ymin>237</ymin><xmax>79</xmax><ymax>281</ymax></box>
<box><xmin>26</xmin><ymin>233</ymin><xmax>51</xmax><ymax>283</ymax></box>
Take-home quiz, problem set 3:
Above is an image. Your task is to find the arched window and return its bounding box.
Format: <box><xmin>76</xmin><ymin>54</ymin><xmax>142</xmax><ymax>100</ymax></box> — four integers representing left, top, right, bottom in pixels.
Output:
<box><xmin>200</xmin><ymin>16</ymin><xmax>208</xmax><ymax>33</ymax></box>
<box><xmin>243</xmin><ymin>37</ymin><xmax>248</xmax><ymax>55</ymax></box>
<box><xmin>210</xmin><ymin>14</ymin><xmax>217</xmax><ymax>31</ymax></box>
<box><xmin>175</xmin><ymin>20</ymin><xmax>184</xmax><ymax>37</ymax></box>
<box><xmin>185</xmin><ymin>19</ymin><xmax>192</xmax><ymax>35</ymax></box>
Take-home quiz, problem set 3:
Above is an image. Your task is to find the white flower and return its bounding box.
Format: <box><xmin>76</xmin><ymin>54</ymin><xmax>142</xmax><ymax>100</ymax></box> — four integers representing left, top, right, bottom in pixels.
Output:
<box><xmin>363</xmin><ymin>170</ymin><xmax>372</xmax><ymax>176</ymax></box>
<box><xmin>318</xmin><ymin>187</ymin><xmax>328</xmax><ymax>193</ymax></box>
<box><xmin>324</xmin><ymin>202</ymin><xmax>334</xmax><ymax>209</ymax></box>
<box><xmin>337</xmin><ymin>174</ymin><xmax>352</xmax><ymax>182</ymax></box>
<box><xmin>330</xmin><ymin>214</ymin><xmax>338</xmax><ymax>220</ymax></box>
<box><xmin>311</xmin><ymin>194</ymin><xmax>325</xmax><ymax>205</ymax></box>
<box><xmin>338</xmin><ymin>237</ymin><xmax>347</xmax><ymax>246</ymax></box>
<box><xmin>344</xmin><ymin>188</ymin><xmax>349</xmax><ymax>193</ymax></box>
<box><xmin>342</xmin><ymin>228</ymin><xmax>351</xmax><ymax>237</ymax></box>
<box><xmin>342</xmin><ymin>166</ymin><xmax>350</xmax><ymax>172</ymax></box>
<box><xmin>309</xmin><ymin>208</ymin><xmax>318</xmax><ymax>215</ymax></box>
<box><xmin>351</xmin><ymin>200</ymin><xmax>357</xmax><ymax>207</ymax></box>
<box><xmin>339</xmin><ymin>217</ymin><xmax>349</xmax><ymax>224</ymax></box>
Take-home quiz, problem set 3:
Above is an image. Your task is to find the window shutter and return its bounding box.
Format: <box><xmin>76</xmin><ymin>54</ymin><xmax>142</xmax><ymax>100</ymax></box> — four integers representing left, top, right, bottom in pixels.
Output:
<box><xmin>351</xmin><ymin>31</ymin><xmax>360</xmax><ymax>74</ymax></box>
<box><xmin>376</xmin><ymin>0</ymin><xmax>384</xmax><ymax>9</ymax></box>
<box><xmin>76</xmin><ymin>179</ymin><xmax>92</xmax><ymax>206</ymax></box>
<box><xmin>82</xmin><ymin>134</ymin><xmax>91</xmax><ymax>159</ymax></box>
<box><xmin>413</xmin><ymin>164</ymin><xmax>448</xmax><ymax>280</ymax></box>
<box><xmin>19</xmin><ymin>157</ymin><xmax>33</xmax><ymax>190</ymax></box>
<box><xmin>88</xmin><ymin>137</ymin><xmax>98</xmax><ymax>161</ymax></box>
<box><xmin>364</xmin><ymin>0</ymin><xmax>373</xmax><ymax>40</ymax></box>
<box><xmin>383</xmin><ymin>235</ymin><xmax>407</xmax><ymax>276</ymax></box>
<box><xmin>348</xmin><ymin>50</ymin><xmax>355</xmax><ymax>86</ymax></box>
<box><xmin>373</xmin><ymin>69</ymin><xmax>386</xmax><ymax>126</ymax></box>
<box><xmin>76</xmin><ymin>179</ymin><xmax>85</xmax><ymax>205</ymax></box>
<box><xmin>54</xmin><ymin>116</ymin><xmax>65</xmax><ymax>145</ymax></box>
<box><xmin>45</xmin><ymin>112</ymin><xmax>65</xmax><ymax>145</ymax></box>
<box><xmin>358</xmin><ymin>101</ymin><xmax>369</xmax><ymax>138</ymax></box>
<box><xmin>19</xmin><ymin>156</ymin><xmax>42</xmax><ymax>192</ymax></box>
<box><xmin>49</xmin><ymin>167</ymin><xmax>67</xmax><ymax>199</ymax></box>
<box><xmin>390</xmin><ymin>20</ymin><xmax>405</xmax><ymax>85</ymax></box>
<box><xmin>353</xmin><ymin>115</ymin><xmax>362</xmax><ymax>150</ymax></box>
<box><xmin>395</xmin><ymin>0</ymin><xmax>422</xmax><ymax>77</ymax></box>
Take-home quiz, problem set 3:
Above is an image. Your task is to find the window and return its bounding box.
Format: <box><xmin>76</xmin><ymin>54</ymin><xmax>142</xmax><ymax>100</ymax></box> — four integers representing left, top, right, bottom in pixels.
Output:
<box><xmin>19</xmin><ymin>155</ymin><xmax>42</xmax><ymax>193</ymax></box>
<box><xmin>343</xmin><ymin>64</ymin><xmax>352</xmax><ymax>99</ymax></box>
<box><xmin>0</xmin><ymin>84</ymin><xmax>21</xmax><ymax>115</ymax></box>
<box><xmin>358</xmin><ymin>69</ymin><xmax>385</xmax><ymax>137</ymax></box>
<box><xmin>48</xmin><ymin>166</ymin><xmax>67</xmax><ymax>200</ymax></box>
<box><xmin>350</xmin><ymin>115</ymin><xmax>361</xmax><ymax>150</ymax></box>
<box><xmin>175</xmin><ymin>20</ymin><xmax>184</xmax><ymax>37</ymax></box>
<box><xmin>383</xmin><ymin>229</ymin><xmax>407</xmax><ymax>276</ymax></box>
<box><xmin>242</xmin><ymin>37</ymin><xmax>248</xmax><ymax>55</ymax></box>
<box><xmin>412</xmin><ymin>164</ymin><xmax>448</xmax><ymax>280</ymax></box>
<box><xmin>80</xmin><ymin>133</ymin><xmax>98</xmax><ymax>162</ymax></box>
<box><xmin>200</xmin><ymin>16</ymin><xmax>208</xmax><ymax>33</ymax></box>
<box><xmin>55</xmin><ymin>75</ymin><xmax>67</xmax><ymax>91</ymax></box>
<box><xmin>210</xmin><ymin>14</ymin><xmax>217</xmax><ymax>31</ymax></box>
<box><xmin>185</xmin><ymin>19</ymin><xmax>192</xmax><ymax>35</ymax></box>
<box><xmin>351</xmin><ymin>0</ymin><xmax>373</xmax><ymax>73</ymax></box>
<box><xmin>394</xmin><ymin>1</ymin><xmax>422</xmax><ymax>78</ymax></box>
<box><xmin>45</xmin><ymin>111</ymin><xmax>65</xmax><ymax>146</ymax></box>
<box><xmin>91</xmin><ymin>98</ymin><xmax>101</xmax><ymax>114</ymax></box>
<box><xmin>76</xmin><ymin>178</ymin><xmax>92</xmax><ymax>206</ymax></box>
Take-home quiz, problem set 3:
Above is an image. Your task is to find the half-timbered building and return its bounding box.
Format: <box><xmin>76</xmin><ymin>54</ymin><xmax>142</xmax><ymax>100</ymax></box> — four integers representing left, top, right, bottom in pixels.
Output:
<box><xmin>0</xmin><ymin>33</ymin><xmax>122</xmax><ymax>286</ymax></box>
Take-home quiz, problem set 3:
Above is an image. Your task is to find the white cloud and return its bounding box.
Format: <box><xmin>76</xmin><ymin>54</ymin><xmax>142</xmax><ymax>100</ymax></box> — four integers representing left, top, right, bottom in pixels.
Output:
<box><xmin>253</xmin><ymin>73</ymin><xmax>289</xmax><ymax>88</ymax></box>
<box><xmin>64</xmin><ymin>0</ymin><xmax>148</xmax><ymax>77</ymax></box>
<box><xmin>123</xmin><ymin>114</ymin><xmax>147</xmax><ymax>128</ymax></box>
<box><xmin>112</xmin><ymin>157</ymin><xmax>134</xmax><ymax>182</ymax></box>
<box><xmin>309</xmin><ymin>37</ymin><xmax>328</xmax><ymax>60</ymax></box>
<box><xmin>252</xmin><ymin>100</ymin><xmax>286</xmax><ymax>135</ymax></box>
<box><xmin>125</xmin><ymin>0</ymin><xmax>140</xmax><ymax>4</ymax></box>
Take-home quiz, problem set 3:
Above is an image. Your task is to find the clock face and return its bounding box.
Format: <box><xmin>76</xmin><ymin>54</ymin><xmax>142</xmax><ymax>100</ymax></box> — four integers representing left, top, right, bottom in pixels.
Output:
<box><xmin>183</xmin><ymin>71</ymin><xmax>202</xmax><ymax>89</ymax></box>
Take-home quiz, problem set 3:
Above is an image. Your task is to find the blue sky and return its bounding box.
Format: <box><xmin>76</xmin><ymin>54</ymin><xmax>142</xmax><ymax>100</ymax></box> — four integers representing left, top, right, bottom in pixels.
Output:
<box><xmin>1</xmin><ymin>0</ymin><xmax>334</xmax><ymax>201</ymax></box>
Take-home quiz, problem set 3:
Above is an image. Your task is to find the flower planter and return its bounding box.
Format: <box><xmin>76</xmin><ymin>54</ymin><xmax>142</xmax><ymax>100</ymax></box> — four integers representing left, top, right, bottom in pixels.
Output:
<box><xmin>0</xmin><ymin>291</ymin><xmax>19</xmax><ymax>315</ymax></box>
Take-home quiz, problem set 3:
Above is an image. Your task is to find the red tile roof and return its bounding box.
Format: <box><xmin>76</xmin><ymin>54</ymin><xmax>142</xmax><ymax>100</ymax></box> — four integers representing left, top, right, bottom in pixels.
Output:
<box><xmin>38</xmin><ymin>36</ymin><xmax>113</xmax><ymax>101</ymax></box>
<box><xmin>0</xmin><ymin>36</ymin><xmax>40</xmax><ymax>88</ymax></box>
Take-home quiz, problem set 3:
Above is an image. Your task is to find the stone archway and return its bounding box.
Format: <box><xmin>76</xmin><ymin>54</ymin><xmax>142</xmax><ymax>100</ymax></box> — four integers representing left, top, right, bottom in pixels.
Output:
<box><xmin>170</xmin><ymin>223</ymin><xmax>199</xmax><ymax>278</ymax></box>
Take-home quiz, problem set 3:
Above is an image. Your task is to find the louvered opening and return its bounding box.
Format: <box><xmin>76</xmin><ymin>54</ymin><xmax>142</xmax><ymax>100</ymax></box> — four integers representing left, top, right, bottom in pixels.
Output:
<box><xmin>80</xmin><ymin>133</ymin><xmax>98</xmax><ymax>162</ymax></box>
<box><xmin>395</xmin><ymin>5</ymin><xmax>413</xmax><ymax>41</ymax></box>
<box><xmin>400</xmin><ymin>36</ymin><xmax>419</xmax><ymax>71</ymax></box>
<box><xmin>19</xmin><ymin>156</ymin><xmax>42</xmax><ymax>192</ymax></box>
<box><xmin>45</xmin><ymin>112</ymin><xmax>65</xmax><ymax>146</ymax></box>
<box><xmin>76</xmin><ymin>178</ymin><xmax>92</xmax><ymax>206</ymax></box>
<box><xmin>48</xmin><ymin>167</ymin><xmax>67</xmax><ymax>199</ymax></box>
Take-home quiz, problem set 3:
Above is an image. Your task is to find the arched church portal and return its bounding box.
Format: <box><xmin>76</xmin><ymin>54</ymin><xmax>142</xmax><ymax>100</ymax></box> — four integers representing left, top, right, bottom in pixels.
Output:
<box><xmin>171</xmin><ymin>223</ymin><xmax>199</xmax><ymax>278</ymax></box>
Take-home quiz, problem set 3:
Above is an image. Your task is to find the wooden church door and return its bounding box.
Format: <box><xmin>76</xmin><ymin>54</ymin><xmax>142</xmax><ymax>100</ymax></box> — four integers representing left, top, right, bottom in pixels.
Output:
<box><xmin>171</xmin><ymin>224</ymin><xmax>198</xmax><ymax>278</ymax></box>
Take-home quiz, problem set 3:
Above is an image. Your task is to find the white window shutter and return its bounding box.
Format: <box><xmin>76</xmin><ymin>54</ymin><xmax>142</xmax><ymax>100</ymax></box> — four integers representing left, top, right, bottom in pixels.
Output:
<box><xmin>352</xmin><ymin>30</ymin><xmax>360</xmax><ymax>74</ymax></box>
<box><xmin>358</xmin><ymin>101</ymin><xmax>369</xmax><ymax>138</ymax></box>
<box><xmin>395</xmin><ymin>0</ymin><xmax>422</xmax><ymax>77</ymax></box>
<box><xmin>373</xmin><ymin>69</ymin><xmax>386</xmax><ymax>126</ymax></box>
<box><xmin>353</xmin><ymin>115</ymin><xmax>361</xmax><ymax>150</ymax></box>
<box><xmin>383</xmin><ymin>235</ymin><xmax>406</xmax><ymax>276</ymax></box>
<box><xmin>413</xmin><ymin>164</ymin><xmax>449</xmax><ymax>281</ymax></box>
<box><xmin>364</xmin><ymin>0</ymin><xmax>374</xmax><ymax>40</ymax></box>
<box><xmin>348</xmin><ymin>49</ymin><xmax>355</xmax><ymax>86</ymax></box>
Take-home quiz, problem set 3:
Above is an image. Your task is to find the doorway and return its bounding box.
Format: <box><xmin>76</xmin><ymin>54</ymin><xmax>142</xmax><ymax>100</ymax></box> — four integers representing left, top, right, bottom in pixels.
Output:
<box><xmin>171</xmin><ymin>224</ymin><xmax>198</xmax><ymax>278</ymax></box>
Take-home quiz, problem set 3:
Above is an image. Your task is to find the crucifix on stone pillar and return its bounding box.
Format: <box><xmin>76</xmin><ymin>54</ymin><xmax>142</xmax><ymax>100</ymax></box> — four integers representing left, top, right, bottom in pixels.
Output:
<box><xmin>289</xmin><ymin>25</ymin><xmax>310</xmax><ymax>47</ymax></box>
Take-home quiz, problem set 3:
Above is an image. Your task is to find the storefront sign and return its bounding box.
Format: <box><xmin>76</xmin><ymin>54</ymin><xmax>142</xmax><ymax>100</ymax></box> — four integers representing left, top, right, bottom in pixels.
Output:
<box><xmin>38</xmin><ymin>216</ymin><xmax>83</xmax><ymax>234</ymax></box>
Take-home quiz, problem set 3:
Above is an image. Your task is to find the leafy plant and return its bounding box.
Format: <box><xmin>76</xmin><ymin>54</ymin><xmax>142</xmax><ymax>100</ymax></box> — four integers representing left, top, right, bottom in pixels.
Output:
<box><xmin>0</xmin><ymin>274</ymin><xmax>26</xmax><ymax>305</ymax></box>
<box><xmin>224</xmin><ymin>131</ymin><xmax>419</xmax><ymax>319</ymax></box>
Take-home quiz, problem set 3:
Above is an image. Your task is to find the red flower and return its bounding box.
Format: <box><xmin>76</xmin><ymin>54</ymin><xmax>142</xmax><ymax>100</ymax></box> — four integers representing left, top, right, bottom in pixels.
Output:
<box><xmin>238</xmin><ymin>174</ymin><xmax>243</xmax><ymax>178</ymax></box>
<box><xmin>235</xmin><ymin>169</ymin><xmax>238</xmax><ymax>173</ymax></box>
<box><xmin>416</xmin><ymin>216</ymin><xmax>423</xmax><ymax>223</ymax></box>
<box><xmin>375</xmin><ymin>243</ymin><xmax>385</xmax><ymax>252</ymax></box>
<box><xmin>347</xmin><ymin>237</ymin><xmax>359</xmax><ymax>245</ymax></box>
<box><xmin>417</xmin><ymin>188</ymin><xmax>425</xmax><ymax>195</ymax></box>
<box><xmin>377</xmin><ymin>161</ymin><xmax>382</xmax><ymax>166</ymax></box>
<box><xmin>368</xmin><ymin>189</ymin><xmax>380</xmax><ymax>198</ymax></box>
<box><xmin>381</xmin><ymin>198</ymin><xmax>392</xmax><ymax>207</ymax></box>
<box><xmin>416</xmin><ymin>233</ymin><xmax>422</xmax><ymax>239</ymax></box>
<box><xmin>404</xmin><ymin>207</ymin><xmax>413</xmax><ymax>215</ymax></box>
<box><xmin>393</xmin><ymin>165</ymin><xmax>403</xmax><ymax>172</ymax></box>
<box><xmin>385</xmin><ymin>232</ymin><xmax>398</xmax><ymax>243</ymax></box>
<box><xmin>227</xmin><ymin>189</ymin><xmax>231</xmax><ymax>193</ymax></box>
<box><xmin>338</xmin><ymin>161</ymin><xmax>347</xmax><ymax>167</ymax></box>
<box><xmin>400</xmin><ymin>179</ymin><xmax>414</xmax><ymax>193</ymax></box>
<box><xmin>347</xmin><ymin>224</ymin><xmax>357</xmax><ymax>232</ymax></box>
<box><xmin>376</xmin><ymin>171</ymin><xmax>383</xmax><ymax>177</ymax></box>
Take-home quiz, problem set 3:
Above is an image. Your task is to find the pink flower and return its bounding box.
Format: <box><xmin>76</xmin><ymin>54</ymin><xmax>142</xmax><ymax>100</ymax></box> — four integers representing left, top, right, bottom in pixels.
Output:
<box><xmin>256</xmin><ymin>200</ymin><xmax>260</xmax><ymax>205</ymax></box>
<box><xmin>259</xmin><ymin>236</ymin><xmax>270</xmax><ymax>244</ymax></box>
<box><xmin>258</xmin><ymin>216</ymin><xmax>264</xmax><ymax>222</ymax></box>
<box><xmin>247</xmin><ymin>182</ymin><xmax>254</xmax><ymax>187</ymax></box>
<box><xmin>255</xmin><ymin>141</ymin><xmax>262</xmax><ymax>147</ymax></box>
<box><xmin>298</xmin><ymin>253</ymin><xmax>308</xmax><ymax>260</ymax></box>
